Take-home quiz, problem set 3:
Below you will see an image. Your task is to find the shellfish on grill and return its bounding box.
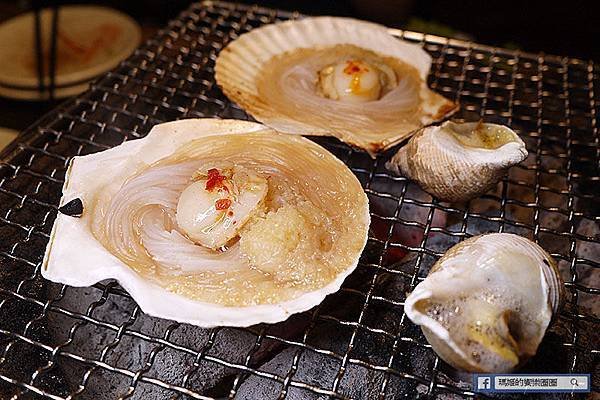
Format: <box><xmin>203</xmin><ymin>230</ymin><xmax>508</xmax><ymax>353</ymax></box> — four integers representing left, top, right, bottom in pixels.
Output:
<box><xmin>215</xmin><ymin>16</ymin><xmax>457</xmax><ymax>155</ymax></box>
<box><xmin>43</xmin><ymin>119</ymin><xmax>370</xmax><ymax>327</ymax></box>
<box><xmin>386</xmin><ymin>121</ymin><xmax>528</xmax><ymax>202</ymax></box>
<box><xmin>404</xmin><ymin>233</ymin><xmax>564</xmax><ymax>373</ymax></box>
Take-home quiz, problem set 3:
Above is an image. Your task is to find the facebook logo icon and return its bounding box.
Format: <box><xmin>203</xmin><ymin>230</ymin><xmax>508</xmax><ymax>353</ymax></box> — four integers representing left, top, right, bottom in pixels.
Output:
<box><xmin>476</xmin><ymin>376</ymin><xmax>493</xmax><ymax>391</ymax></box>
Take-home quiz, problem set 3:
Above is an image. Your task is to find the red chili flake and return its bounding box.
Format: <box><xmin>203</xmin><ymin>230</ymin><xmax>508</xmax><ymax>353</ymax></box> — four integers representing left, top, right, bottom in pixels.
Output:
<box><xmin>215</xmin><ymin>198</ymin><xmax>232</xmax><ymax>210</ymax></box>
<box><xmin>227</xmin><ymin>210</ymin><xmax>234</xmax><ymax>217</ymax></box>
<box><xmin>205</xmin><ymin>168</ymin><xmax>228</xmax><ymax>192</ymax></box>
<box><xmin>343</xmin><ymin>60</ymin><xmax>368</xmax><ymax>75</ymax></box>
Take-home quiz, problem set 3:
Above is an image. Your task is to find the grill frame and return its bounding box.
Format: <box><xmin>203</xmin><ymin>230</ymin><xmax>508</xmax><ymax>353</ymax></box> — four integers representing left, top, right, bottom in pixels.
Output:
<box><xmin>0</xmin><ymin>1</ymin><xmax>598</xmax><ymax>399</ymax></box>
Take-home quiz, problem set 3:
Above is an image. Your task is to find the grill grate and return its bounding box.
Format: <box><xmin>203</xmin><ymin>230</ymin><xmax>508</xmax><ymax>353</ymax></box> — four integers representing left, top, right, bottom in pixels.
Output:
<box><xmin>0</xmin><ymin>1</ymin><xmax>598</xmax><ymax>399</ymax></box>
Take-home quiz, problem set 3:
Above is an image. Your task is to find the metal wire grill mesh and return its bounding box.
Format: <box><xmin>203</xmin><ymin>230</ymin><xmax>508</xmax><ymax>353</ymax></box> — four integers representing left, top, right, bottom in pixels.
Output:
<box><xmin>0</xmin><ymin>1</ymin><xmax>598</xmax><ymax>399</ymax></box>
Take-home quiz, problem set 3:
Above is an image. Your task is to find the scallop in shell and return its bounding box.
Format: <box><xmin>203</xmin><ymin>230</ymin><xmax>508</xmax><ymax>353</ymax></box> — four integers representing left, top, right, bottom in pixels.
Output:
<box><xmin>386</xmin><ymin>121</ymin><xmax>528</xmax><ymax>202</ymax></box>
<box><xmin>404</xmin><ymin>233</ymin><xmax>564</xmax><ymax>373</ymax></box>
<box><xmin>215</xmin><ymin>17</ymin><xmax>457</xmax><ymax>155</ymax></box>
<box><xmin>43</xmin><ymin>119</ymin><xmax>370</xmax><ymax>327</ymax></box>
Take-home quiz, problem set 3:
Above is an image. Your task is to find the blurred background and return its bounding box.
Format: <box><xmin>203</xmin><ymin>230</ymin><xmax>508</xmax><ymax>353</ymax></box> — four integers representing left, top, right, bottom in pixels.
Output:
<box><xmin>0</xmin><ymin>0</ymin><xmax>597</xmax><ymax>147</ymax></box>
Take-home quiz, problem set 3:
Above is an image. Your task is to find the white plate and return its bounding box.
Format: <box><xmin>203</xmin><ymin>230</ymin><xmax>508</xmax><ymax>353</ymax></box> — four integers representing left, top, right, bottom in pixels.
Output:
<box><xmin>0</xmin><ymin>5</ymin><xmax>141</xmax><ymax>100</ymax></box>
<box><xmin>0</xmin><ymin>80</ymin><xmax>93</xmax><ymax>101</ymax></box>
<box><xmin>0</xmin><ymin>127</ymin><xmax>18</xmax><ymax>151</ymax></box>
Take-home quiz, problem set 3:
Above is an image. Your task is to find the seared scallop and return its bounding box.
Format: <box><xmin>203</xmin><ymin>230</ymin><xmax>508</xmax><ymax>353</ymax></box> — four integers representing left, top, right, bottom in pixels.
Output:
<box><xmin>215</xmin><ymin>17</ymin><xmax>457</xmax><ymax>155</ymax></box>
<box><xmin>43</xmin><ymin>119</ymin><xmax>370</xmax><ymax>327</ymax></box>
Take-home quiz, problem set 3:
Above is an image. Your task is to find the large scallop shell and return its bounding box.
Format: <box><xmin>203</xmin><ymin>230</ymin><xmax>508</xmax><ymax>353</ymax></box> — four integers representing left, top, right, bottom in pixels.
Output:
<box><xmin>215</xmin><ymin>16</ymin><xmax>457</xmax><ymax>155</ymax></box>
<box><xmin>386</xmin><ymin>121</ymin><xmax>528</xmax><ymax>202</ymax></box>
<box><xmin>43</xmin><ymin>119</ymin><xmax>370</xmax><ymax>327</ymax></box>
<box><xmin>405</xmin><ymin>233</ymin><xmax>564</xmax><ymax>373</ymax></box>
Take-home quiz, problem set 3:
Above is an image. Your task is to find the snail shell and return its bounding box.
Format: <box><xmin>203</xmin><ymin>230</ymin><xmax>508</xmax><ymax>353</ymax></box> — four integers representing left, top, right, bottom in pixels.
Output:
<box><xmin>404</xmin><ymin>233</ymin><xmax>563</xmax><ymax>373</ymax></box>
<box><xmin>386</xmin><ymin>121</ymin><xmax>528</xmax><ymax>202</ymax></box>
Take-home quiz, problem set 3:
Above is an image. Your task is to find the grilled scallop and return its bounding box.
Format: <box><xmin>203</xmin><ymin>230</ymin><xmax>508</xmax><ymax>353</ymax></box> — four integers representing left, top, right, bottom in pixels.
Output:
<box><xmin>405</xmin><ymin>233</ymin><xmax>564</xmax><ymax>373</ymax></box>
<box><xmin>386</xmin><ymin>121</ymin><xmax>528</xmax><ymax>202</ymax></box>
<box><xmin>215</xmin><ymin>16</ymin><xmax>457</xmax><ymax>155</ymax></box>
<box><xmin>42</xmin><ymin>119</ymin><xmax>370</xmax><ymax>327</ymax></box>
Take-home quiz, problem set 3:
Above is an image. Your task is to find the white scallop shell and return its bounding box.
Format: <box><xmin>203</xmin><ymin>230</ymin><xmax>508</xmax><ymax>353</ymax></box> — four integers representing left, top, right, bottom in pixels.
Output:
<box><xmin>386</xmin><ymin>121</ymin><xmax>528</xmax><ymax>202</ymax></box>
<box><xmin>405</xmin><ymin>233</ymin><xmax>563</xmax><ymax>373</ymax></box>
<box><xmin>215</xmin><ymin>16</ymin><xmax>457</xmax><ymax>155</ymax></box>
<box><xmin>42</xmin><ymin>119</ymin><xmax>370</xmax><ymax>327</ymax></box>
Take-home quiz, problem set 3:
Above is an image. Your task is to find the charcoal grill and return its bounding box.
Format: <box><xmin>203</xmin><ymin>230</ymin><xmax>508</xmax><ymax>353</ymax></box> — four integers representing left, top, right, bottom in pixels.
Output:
<box><xmin>0</xmin><ymin>1</ymin><xmax>598</xmax><ymax>399</ymax></box>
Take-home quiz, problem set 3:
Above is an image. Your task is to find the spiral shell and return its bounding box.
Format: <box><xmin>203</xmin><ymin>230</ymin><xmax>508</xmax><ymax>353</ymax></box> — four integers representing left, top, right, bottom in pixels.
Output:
<box><xmin>386</xmin><ymin>121</ymin><xmax>528</xmax><ymax>202</ymax></box>
<box><xmin>404</xmin><ymin>233</ymin><xmax>564</xmax><ymax>373</ymax></box>
<box><xmin>215</xmin><ymin>16</ymin><xmax>457</xmax><ymax>155</ymax></box>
